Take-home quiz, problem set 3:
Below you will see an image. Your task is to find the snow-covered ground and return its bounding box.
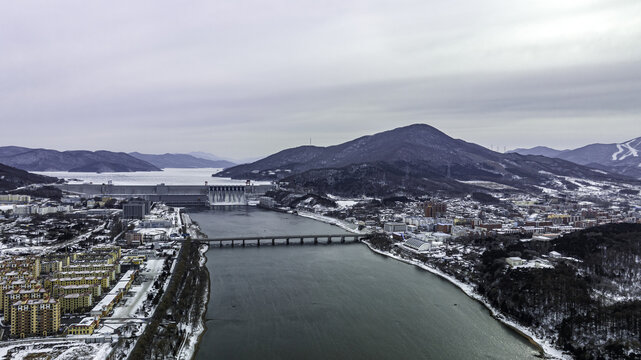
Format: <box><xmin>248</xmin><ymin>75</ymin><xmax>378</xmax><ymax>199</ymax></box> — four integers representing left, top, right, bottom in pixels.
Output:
<box><xmin>335</xmin><ymin>200</ymin><xmax>359</xmax><ymax>208</ymax></box>
<box><xmin>100</xmin><ymin>259</ymin><xmax>166</xmax><ymax>330</ymax></box>
<box><xmin>457</xmin><ymin>180</ymin><xmax>518</xmax><ymax>190</ymax></box>
<box><xmin>296</xmin><ymin>211</ymin><xmax>362</xmax><ymax>234</ymax></box>
<box><xmin>0</xmin><ymin>340</ymin><xmax>112</xmax><ymax>360</ymax></box>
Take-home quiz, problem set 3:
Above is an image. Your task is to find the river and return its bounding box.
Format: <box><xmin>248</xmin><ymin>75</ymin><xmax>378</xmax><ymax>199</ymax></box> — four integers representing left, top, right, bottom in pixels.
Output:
<box><xmin>190</xmin><ymin>207</ymin><xmax>540</xmax><ymax>360</ymax></box>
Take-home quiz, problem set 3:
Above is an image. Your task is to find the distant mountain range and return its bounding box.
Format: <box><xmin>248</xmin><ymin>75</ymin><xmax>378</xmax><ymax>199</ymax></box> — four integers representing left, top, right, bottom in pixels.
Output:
<box><xmin>216</xmin><ymin>124</ymin><xmax>632</xmax><ymax>196</ymax></box>
<box><xmin>188</xmin><ymin>151</ymin><xmax>262</xmax><ymax>165</ymax></box>
<box><xmin>0</xmin><ymin>146</ymin><xmax>237</xmax><ymax>172</ymax></box>
<box><xmin>509</xmin><ymin>146</ymin><xmax>566</xmax><ymax>158</ymax></box>
<box><xmin>0</xmin><ymin>162</ymin><xmax>57</xmax><ymax>191</ymax></box>
<box><xmin>0</xmin><ymin>146</ymin><xmax>160</xmax><ymax>172</ymax></box>
<box><xmin>129</xmin><ymin>152</ymin><xmax>235</xmax><ymax>169</ymax></box>
<box><xmin>511</xmin><ymin>137</ymin><xmax>641</xmax><ymax>179</ymax></box>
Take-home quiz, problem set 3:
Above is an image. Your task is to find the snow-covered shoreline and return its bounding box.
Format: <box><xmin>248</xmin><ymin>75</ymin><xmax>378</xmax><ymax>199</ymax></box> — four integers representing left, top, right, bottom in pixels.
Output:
<box><xmin>292</xmin><ymin>209</ymin><xmax>568</xmax><ymax>358</ymax></box>
<box><xmin>360</xmin><ymin>240</ymin><xmax>570</xmax><ymax>360</ymax></box>
<box><xmin>176</xmin><ymin>242</ymin><xmax>210</xmax><ymax>360</ymax></box>
<box><xmin>296</xmin><ymin>211</ymin><xmax>362</xmax><ymax>235</ymax></box>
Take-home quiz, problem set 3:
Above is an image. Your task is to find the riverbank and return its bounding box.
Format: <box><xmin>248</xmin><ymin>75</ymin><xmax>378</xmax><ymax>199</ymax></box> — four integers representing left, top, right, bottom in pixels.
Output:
<box><xmin>360</xmin><ymin>240</ymin><xmax>568</xmax><ymax>359</ymax></box>
<box><xmin>291</xmin><ymin>208</ymin><xmax>566</xmax><ymax>358</ymax></box>
<box><xmin>126</xmin><ymin>237</ymin><xmax>209</xmax><ymax>360</ymax></box>
<box><xmin>176</xmin><ymin>216</ymin><xmax>211</xmax><ymax>360</ymax></box>
<box><xmin>175</xmin><ymin>242</ymin><xmax>210</xmax><ymax>360</ymax></box>
<box><xmin>296</xmin><ymin>210</ymin><xmax>363</xmax><ymax>235</ymax></box>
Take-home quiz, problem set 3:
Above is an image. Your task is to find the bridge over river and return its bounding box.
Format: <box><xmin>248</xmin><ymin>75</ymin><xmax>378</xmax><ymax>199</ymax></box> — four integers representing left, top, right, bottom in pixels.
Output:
<box><xmin>56</xmin><ymin>183</ymin><xmax>274</xmax><ymax>206</ymax></box>
<box><xmin>189</xmin><ymin>234</ymin><xmax>366</xmax><ymax>247</ymax></box>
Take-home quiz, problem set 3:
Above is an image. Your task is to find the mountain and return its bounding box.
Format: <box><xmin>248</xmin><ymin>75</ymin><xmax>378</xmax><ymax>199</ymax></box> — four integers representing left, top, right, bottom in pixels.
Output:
<box><xmin>0</xmin><ymin>147</ymin><xmax>160</xmax><ymax>172</ymax></box>
<box><xmin>511</xmin><ymin>137</ymin><xmax>641</xmax><ymax>178</ymax></box>
<box><xmin>187</xmin><ymin>152</ymin><xmax>227</xmax><ymax>162</ymax></box>
<box><xmin>509</xmin><ymin>146</ymin><xmax>565</xmax><ymax>158</ymax></box>
<box><xmin>0</xmin><ymin>162</ymin><xmax>57</xmax><ymax>191</ymax></box>
<box><xmin>216</xmin><ymin>124</ymin><xmax>632</xmax><ymax>196</ymax></box>
<box><xmin>129</xmin><ymin>152</ymin><xmax>235</xmax><ymax>169</ymax></box>
<box><xmin>188</xmin><ymin>151</ymin><xmax>262</xmax><ymax>164</ymax></box>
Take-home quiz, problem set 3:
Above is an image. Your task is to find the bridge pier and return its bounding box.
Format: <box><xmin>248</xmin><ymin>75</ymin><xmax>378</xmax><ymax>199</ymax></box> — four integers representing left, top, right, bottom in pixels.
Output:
<box><xmin>314</xmin><ymin>237</ymin><xmax>318</xmax><ymax>245</ymax></box>
<box><xmin>231</xmin><ymin>240</ymin><xmax>234</xmax><ymax>248</ymax></box>
<box><xmin>328</xmin><ymin>236</ymin><xmax>332</xmax><ymax>244</ymax></box>
<box><xmin>272</xmin><ymin>238</ymin><xmax>275</xmax><ymax>246</ymax></box>
<box><xmin>299</xmin><ymin>237</ymin><xmax>303</xmax><ymax>245</ymax></box>
<box><xmin>242</xmin><ymin>239</ymin><xmax>245</xmax><ymax>247</ymax></box>
<box><xmin>257</xmin><ymin>239</ymin><xmax>260</xmax><ymax>247</ymax></box>
<box><xmin>341</xmin><ymin>236</ymin><xmax>345</xmax><ymax>243</ymax></box>
<box><xmin>286</xmin><ymin>238</ymin><xmax>290</xmax><ymax>245</ymax></box>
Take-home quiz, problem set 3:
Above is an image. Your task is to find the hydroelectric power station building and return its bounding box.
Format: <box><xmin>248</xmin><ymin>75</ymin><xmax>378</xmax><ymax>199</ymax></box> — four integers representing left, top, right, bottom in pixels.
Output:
<box><xmin>55</xmin><ymin>182</ymin><xmax>274</xmax><ymax>206</ymax></box>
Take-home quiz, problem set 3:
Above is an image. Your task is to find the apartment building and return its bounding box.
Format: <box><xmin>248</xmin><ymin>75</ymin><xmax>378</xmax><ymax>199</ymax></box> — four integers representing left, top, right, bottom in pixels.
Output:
<box><xmin>10</xmin><ymin>297</ymin><xmax>60</xmax><ymax>338</ymax></box>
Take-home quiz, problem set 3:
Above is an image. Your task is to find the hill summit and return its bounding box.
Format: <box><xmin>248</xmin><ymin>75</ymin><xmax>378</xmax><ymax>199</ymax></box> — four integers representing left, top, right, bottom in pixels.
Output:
<box><xmin>216</xmin><ymin>124</ymin><xmax>631</xmax><ymax>195</ymax></box>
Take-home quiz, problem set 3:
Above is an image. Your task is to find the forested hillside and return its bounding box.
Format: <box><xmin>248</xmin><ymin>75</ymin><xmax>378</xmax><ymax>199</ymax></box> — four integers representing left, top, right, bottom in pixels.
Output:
<box><xmin>477</xmin><ymin>224</ymin><xmax>641</xmax><ymax>359</ymax></box>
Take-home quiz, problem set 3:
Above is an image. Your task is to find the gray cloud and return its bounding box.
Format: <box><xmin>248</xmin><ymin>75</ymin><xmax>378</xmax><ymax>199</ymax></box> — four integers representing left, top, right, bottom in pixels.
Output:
<box><xmin>0</xmin><ymin>0</ymin><xmax>640</xmax><ymax>158</ymax></box>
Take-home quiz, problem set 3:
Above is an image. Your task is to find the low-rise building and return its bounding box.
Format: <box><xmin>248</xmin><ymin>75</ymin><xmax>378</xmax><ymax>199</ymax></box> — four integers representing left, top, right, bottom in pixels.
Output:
<box><xmin>0</xmin><ymin>194</ymin><xmax>31</xmax><ymax>203</ymax></box>
<box><xmin>384</xmin><ymin>222</ymin><xmax>407</xmax><ymax>233</ymax></box>
<box><xmin>506</xmin><ymin>257</ymin><xmax>526</xmax><ymax>267</ymax></box>
<box><xmin>89</xmin><ymin>269</ymin><xmax>137</xmax><ymax>319</ymax></box>
<box><xmin>125</xmin><ymin>231</ymin><xmax>144</xmax><ymax>246</ymax></box>
<box><xmin>67</xmin><ymin>317</ymin><xmax>100</xmax><ymax>335</ymax></box>
<box><xmin>403</xmin><ymin>238</ymin><xmax>432</xmax><ymax>253</ymax></box>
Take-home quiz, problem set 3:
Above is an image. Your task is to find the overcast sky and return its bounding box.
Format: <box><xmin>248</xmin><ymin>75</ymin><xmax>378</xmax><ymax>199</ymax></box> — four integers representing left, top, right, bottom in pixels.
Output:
<box><xmin>1</xmin><ymin>0</ymin><xmax>640</xmax><ymax>159</ymax></box>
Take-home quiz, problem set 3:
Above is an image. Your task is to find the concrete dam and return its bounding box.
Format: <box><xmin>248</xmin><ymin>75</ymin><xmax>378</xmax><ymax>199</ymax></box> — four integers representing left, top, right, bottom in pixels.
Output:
<box><xmin>56</xmin><ymin>183</ymin><xmax>274</xmax><ymax>206</ymax></box>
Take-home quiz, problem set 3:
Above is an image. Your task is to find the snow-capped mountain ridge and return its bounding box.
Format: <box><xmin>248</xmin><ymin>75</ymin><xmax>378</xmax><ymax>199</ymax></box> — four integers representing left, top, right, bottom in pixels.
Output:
<box><xmin>612</xmin><ymin>138</ymin><xmax>640</xmax><ymax>161</ymax></box>
<box><xmin>216</xmin><ymin>124</ymin><xmax>635</xmax><ymax>196</ymax></box>
<box><xmin>512</xmin><ymin>136</ymin><xmax>641</xmax><ymax>179</ymax></box>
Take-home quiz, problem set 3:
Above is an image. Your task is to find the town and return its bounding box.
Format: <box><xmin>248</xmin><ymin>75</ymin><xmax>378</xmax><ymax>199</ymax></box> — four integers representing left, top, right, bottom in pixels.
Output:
<box><xmin>0</xmin><ymin>190</ymin><xmax>202</xmax><ymax>359</ymax></box>
<box><xmin>1</xmin><ymin>172</ymin><xmax>640</xmax><ymax>358</ymax></box>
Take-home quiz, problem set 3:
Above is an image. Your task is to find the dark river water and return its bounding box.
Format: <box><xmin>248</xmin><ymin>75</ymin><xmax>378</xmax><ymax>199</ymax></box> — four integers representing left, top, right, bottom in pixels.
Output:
<box><xmin>190</xmin><ymin>207</ymin><xmax>540</xmax><ymax>360</ymax></box>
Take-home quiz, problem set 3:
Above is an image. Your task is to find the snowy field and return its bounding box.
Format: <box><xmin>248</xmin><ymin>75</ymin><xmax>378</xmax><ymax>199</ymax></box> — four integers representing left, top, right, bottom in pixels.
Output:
<box><xmin>457</xmin><ymin>180</ymin><xmax>518</xmax><ymax>190</ymax></box>
<box><xmin>0</xmin><ymin>341</ymin><xmax>112</xmax><ymax>360</ymax></box>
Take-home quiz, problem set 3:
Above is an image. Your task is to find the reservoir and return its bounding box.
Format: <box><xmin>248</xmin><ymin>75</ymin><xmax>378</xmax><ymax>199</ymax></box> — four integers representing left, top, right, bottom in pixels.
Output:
<box><xmin>191</xmin><ymin>207</ymin><xmax>540</xmax><ymax>360</ymax></box>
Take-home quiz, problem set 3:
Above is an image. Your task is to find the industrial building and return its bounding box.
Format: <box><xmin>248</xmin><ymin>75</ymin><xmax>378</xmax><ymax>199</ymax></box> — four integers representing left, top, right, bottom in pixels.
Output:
<box><xmin>122</xmin><ymin>199</ymin><xmax>150</xmax><ymax>219</ymax></box>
